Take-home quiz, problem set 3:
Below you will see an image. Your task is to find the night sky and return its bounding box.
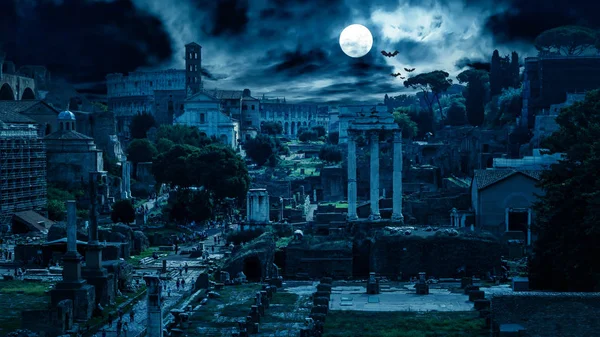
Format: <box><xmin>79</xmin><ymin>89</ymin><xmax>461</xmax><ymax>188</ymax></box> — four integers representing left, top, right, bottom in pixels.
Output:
<box><xmin>1</xmin><ymin>0</ymin><xmax>598</xmax><ymax>103</ymax></box>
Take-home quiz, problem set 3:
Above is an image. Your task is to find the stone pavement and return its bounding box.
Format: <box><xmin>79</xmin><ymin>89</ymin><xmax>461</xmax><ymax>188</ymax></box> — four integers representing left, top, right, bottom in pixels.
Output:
<box><xmin>94</xmin><ymin>269</ymin><xmax>202</xmax><ymax>337</ymax></box>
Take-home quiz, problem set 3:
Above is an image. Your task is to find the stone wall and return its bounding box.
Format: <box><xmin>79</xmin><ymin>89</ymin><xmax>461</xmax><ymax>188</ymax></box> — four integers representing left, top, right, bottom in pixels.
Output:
<box><xmin>320</xmin><ymin>167</ymin><xmax>345</xmax><ymax>201</ymax></box>
<box><xmin>370</xmin><ymin>233</ymin><xmax>503</xmax><ymax>278</ymax></box>
<box><xmin>92</xmin><ymin>109</ymin><xmax>117</xmax><ymax>152</ymax></box>
<box><xmin>491</xmin><ymin>292</ymin><xmax>600</xmax><ymax>337</ymax></box>
<box><xmin>285</xmin><ymin>239</ymin><xmax>353</xmax><ymax>279</ymax></box>
<box><xmin>404</xmin><ymin>193</ymin><xmax>471</xmax><ymax>225</ymax></box>
<box><xmin>21</xmin><ymin>299</ymin><xmax>72</xmax><ymax>337</ymax></box>
<box><xmin>46</xmin><ymin>150</ymin><xmax>103</xmax><ymax>187</ymax></box>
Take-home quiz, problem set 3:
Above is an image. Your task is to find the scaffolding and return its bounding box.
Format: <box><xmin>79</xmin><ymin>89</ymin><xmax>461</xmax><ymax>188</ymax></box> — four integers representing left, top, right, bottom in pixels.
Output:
<box><xmin>0</xmin><ymin>123</ymin><xmax>47</xmax><ymax>227</ymax></box>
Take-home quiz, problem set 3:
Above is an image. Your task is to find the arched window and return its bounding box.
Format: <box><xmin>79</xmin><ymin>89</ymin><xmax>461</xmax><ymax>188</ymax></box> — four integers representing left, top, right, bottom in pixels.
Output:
<box><xmin>45</xmin><ymin>124</ymin><xmax>51</xmax><ymax>135</ymax></box>
<box><xmin>66</xmin><ymin>123</ymin><xmax>70</xmax><ymax>131</ymax></box>
<box><xmin>59</xmin><ymin>122</ymin><xmax>64</xmax><ymax>131</ymax></box>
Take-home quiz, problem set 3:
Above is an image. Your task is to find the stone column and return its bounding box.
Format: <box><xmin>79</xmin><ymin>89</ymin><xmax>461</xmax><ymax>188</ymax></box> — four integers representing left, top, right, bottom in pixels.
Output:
<box><xmin>392</xmin><ymin>131</ymin><xmax>404</xmax><ymax>222</ymax></box>
<box><xmin>347</xmin><ymin>132</ymin><xmax>358</xmax><ymax>220</ymax></box>
<box><xmin>66</xmin><ymin>200</ymin><xmax>78</xmax><ymax>253</ymax></box>
<box><xmin>369</xmin><ymin>132</ymin><xmax>381</xmax><ymax>220</ymax></box>
<box><xmin>121</xmin><ymin>161</ymin><xmax>128</xmax><ymax>199</ymax></box>
<box><xmin>125</xmin><ymin>161</ymin><xmax>132</xmax><ymax>198</ymax></box>
<box><xmin>246</xmin><ymin>193</ymin><xmax>251</xmax><ymax>221</ymax></box>
<box><xmin>144</xmin><ymin>275</ymin><xmax>163</xmax><ymax>337</ymax></box>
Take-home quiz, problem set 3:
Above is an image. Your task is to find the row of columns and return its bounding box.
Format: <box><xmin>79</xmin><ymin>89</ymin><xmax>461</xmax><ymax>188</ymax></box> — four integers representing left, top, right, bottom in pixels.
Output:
<box><xmin>347</xmin><ymin>131</ymin><xmax>403</xmax><ymax>222</ymax></box>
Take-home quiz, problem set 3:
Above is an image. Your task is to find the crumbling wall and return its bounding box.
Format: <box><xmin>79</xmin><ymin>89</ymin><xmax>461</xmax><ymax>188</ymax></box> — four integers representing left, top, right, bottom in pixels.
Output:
<box><xmin>491</xmin><ymin>293</ymin><xmax>600</xmax><ymax>337</ymax></box>
<box><xmin>370</xmin><ymin>232</ymin><xmax>502</xmax><ymax>278</ymax></box>
<box><xmin>221</xmin><ymin>232</ymin><xmax>276</xmax><ymax>279</ymax></box>
<box><xmin>285</xmin><ymin>239</ymin><xmax>353</xmax><ymax>279</ymax></box>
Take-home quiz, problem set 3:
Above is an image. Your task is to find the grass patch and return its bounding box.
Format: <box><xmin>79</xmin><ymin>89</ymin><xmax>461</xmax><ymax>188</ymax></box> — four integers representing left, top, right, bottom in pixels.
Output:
<box><xmin>0</xmin><ymin>281</ymin><xmax>52</xmax><ymax>334</ymax></box>
<box><xmin>270</xmin><ymin>292</ymin><xmax>299</xmax><ymax>306</ymax></box>
<box><xmin>320</xmin><ymin>202</ymin><xmax>348</xmax><ymax>209</ymax></box>
<box><xmin>0</xmin><ymin>280</ymin><xmax>51</xmax><ymax>295</ymax></box>
<box><xmin>127</xmin><ymin>247</ymin><xmax>159</xmax><ymax>263</ymax></box>
<box><xmin>323</xmin><ymin>311</ymin><xmax>488</xmax><ymax>337</ymax></box>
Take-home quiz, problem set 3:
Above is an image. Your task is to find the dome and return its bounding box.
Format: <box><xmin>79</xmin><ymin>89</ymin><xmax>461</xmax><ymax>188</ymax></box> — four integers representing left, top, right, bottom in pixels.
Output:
<box><xmin>58</xmin><ymin>110</ymin><xmax>76</xmax><ymax>121</ymax></box>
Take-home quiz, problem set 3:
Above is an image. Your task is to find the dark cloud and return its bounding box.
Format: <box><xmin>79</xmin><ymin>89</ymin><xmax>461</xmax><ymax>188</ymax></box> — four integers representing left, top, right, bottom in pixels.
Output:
<box><xmin>192</xmin><ymin>0</ymin><xmax>249</xmax><ymax>36</ymax></box>
<box><xmin>270</xmin><ymin>48</ymin><xmax>330</xmax><ymax>76</ymax></box>
<box><xmin>0</xmin><ymin>0</ymin><xmax>172</xmax><ymax>83</ymax></box>
<box><xmin>389</xmin><ymin>40</ymin><xmax>439</xmax><ymax>65</ymax></box>
<box><xmin>454</xmin><ymin>57</ymin><xmax>491</xmax><ymax>72</ymax></box>
<box><xmin>201</xmin><ymin>68</ymin><xmax>228</xmax><ymax>81</ymax></box>
<box><xmin>485</xmin><ymin>0</ymin><xmax>600</xmax><ymax>43</ymax></box>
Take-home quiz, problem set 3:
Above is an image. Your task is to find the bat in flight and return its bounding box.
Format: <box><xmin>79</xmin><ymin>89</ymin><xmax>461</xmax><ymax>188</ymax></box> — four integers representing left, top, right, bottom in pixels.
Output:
<box><xmin>391</xmin><ymin>72</ymin><xmax>402</xmax><ymax>77</ymax></box>
<box><xmin>381</xmin><ymin>50</ymin><xmax>399</xmax><ymax>57</ymax></box>
<box><xmin>404</xmin><ymin>67</ymin><xmax>416</xmax><ymax>72</ymax></box>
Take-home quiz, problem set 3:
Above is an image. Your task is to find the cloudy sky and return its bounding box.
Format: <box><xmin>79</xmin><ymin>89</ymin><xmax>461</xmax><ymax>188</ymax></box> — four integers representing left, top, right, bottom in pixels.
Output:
<box><xmin>1</xmin><ymin>0</ymin><xmax>598</xmax><ymax>104</ymax></box>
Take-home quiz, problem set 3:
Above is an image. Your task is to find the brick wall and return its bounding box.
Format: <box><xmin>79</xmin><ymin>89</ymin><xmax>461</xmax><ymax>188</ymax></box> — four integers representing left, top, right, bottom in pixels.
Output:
<box><xmin>491</xmin><ymin>292</ymin><xmax>600</xmax><ymax>337</ymax></box>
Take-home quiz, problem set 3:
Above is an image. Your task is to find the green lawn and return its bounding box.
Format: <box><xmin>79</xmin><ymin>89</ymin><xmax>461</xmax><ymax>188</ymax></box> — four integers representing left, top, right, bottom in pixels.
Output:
<box><xmin>323</xmin><ymin>311</ymin><xmax>488</xmax><ymax>337</ymax></box>
<box><xmin>0</xmin><ymin>281</ymin><xmax>52</xmax><ymax>334</ymax></box>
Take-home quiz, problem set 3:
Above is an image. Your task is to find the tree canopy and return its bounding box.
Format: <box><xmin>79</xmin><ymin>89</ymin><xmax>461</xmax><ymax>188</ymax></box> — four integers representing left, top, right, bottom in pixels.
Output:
<box><xmin>243</xmin><ymin>134</ymin><xmax>287</xmax><ymax>167</ymax></box>
<box><xmin>529</xmin><ymin>89</ymin><xmax>600</xmax><ymax>292</ymax></box>
<box><xmin>127</xmin><ymin>138</ymin><xmax>158</xmax><ymax>164</ymax></box>
<box><xmin>457</xmin><ymin>69</ymin><xmax>488</xmax><ymax>127</ymax></box>
<box><xmin>327</xmin><ymin>131</ymin><xmax>339</xmax><ymax>145</ymax></box>
<box><xmin>152</xmin><ymin>144</ymin><xmax>199</xmax><ymax>188</ymax></box>
<box><xmin>404</xmin><ymin>70</ymin><xmax>453</xmax><ymax>129</ymax></box>
<box><xmin>534</xmin><ymin>26</ymin><xmax>598</xmax><ymax>56</ymax></box>
<box><xmin>261</xmin><ymin>121</ymin><xmax>283</xmax><ymax>135</ymax></box>
<box><xmin>392</xmin><ymin>110</ymin><xmax>418</xmax><ymax>139</ymax></box>
<box><xmin>155</xmin><ymin>124</ymin><xmax>213</xmax><ymax>148</ymax></box>
<box><xmin>298</xmin><ymin>127</ymin><xmax>318</xmax><ymax>142</ymax></box>
<box><xmin>319</xmin><ymin>144</ymin><xmax>342</xmax><ymax>163</ymax></box>
<box><xmin>130</xmin><ymin>112</ymin><xmax>156</xmax><ymax>139</ymax></box>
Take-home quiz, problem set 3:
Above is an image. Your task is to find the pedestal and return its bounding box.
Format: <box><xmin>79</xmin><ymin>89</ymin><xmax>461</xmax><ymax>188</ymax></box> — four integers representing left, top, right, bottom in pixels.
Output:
<box><xmin>369</xmin><ymin>133</ymin><xmax>381</xmax><ymax>221</ymax></box>
<box><xmin>50</xmin><ymin>282</ymin><xmax>96</xmax><ymax>321</ymax></box>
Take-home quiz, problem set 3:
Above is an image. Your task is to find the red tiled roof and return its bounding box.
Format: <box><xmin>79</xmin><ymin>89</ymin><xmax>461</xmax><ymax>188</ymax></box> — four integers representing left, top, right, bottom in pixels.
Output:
<box><xmin>13</xmin><ymin>211</ymin><xmax>54</xmax><ymax>232</ymax></box>
<box><xmin>473</xmin><ymin>169</ymin><xmax>543</xmax><ymax>191</ymax></box>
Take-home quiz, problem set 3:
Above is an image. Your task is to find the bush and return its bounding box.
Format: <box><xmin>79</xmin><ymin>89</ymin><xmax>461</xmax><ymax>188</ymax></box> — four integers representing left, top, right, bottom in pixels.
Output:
<box><xmin>226</xmin><ymin>228</ymin><xmax>266</xmax><ymax>245</ymax></box>
<box><xmin>130</xmin><ymin>112</ymin><xmax>156</xmax><ymax>139</ymax></box>
<box><xmin>311</xmin><ymin>125</ymin><xmax>326</xmax><ymax>138</ymax></box>
<box><xmin>327</xmin><ymin>131</ymin><xmax>339</xmax><ymax>145</ymax></box>
<box><xmin>127</xmin><ymin>139</ymin><xmax>158</xmax><ymax>164</ymax></box>
<box><xmin>111</xmin><ymin>199</ymin><xmax>135</xmax><ymax>224</ymax></box>
<box><xmin>319</xmin><ymin>144</ymin><xmax>342</xmax><ymax>163</ymax></box>
<box><xmin>299</xmin><ymin>130</ymin><xmax>318</xmax><ymax>142</ymax></box>
<box><xmin>261</xmin><ymin>121</ymin><xmax>283</xmax><ymax>135</ymax></box>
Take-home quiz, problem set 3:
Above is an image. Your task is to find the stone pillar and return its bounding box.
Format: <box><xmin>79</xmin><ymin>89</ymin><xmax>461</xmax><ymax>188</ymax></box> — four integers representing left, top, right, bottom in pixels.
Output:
<box><xmin>347</xmin><ymin>133</ymin><xmax>358</xmax><ymax>220</ymax></box>
<box><xmin>121</xmin><ymin>161</ymin><xmax>129</xmax><ymax>199</ymax></box>
<box><xmin>246</xmin><ymin>193</ymin><xmax>251</xmax><ymax>221</ymax></box>
<box><xmin>63</xmin><ymin>200</ymin><xmax>81</xmax><ymax>283</ymax></box>
<box><xmin>392</xmin><ymin>131</ymin><xmax>404</xmax><ymax>222</ymax></box>
<box><xmin>125</xmin><ymin>161</ymin><xmax>132</xmax><ymax>198</ymax></box>
<box><xmin>369</xmin><ymin>132</ymin><xmax>381</xmax><ymax>220</ymax></box>
<box><xmin>313</xmin><ymin>189</ymin><xmax>317</xmax><ymax>203</ymax></box>
<box><xmin>144</xmin><ymin>275</ymin><xmax>163</xmax><ymax>337</ymax></box>
<box><xmin>527</xmin><ymin>208</ymin><xmax>532</xmax><ymax>246</ymax></box>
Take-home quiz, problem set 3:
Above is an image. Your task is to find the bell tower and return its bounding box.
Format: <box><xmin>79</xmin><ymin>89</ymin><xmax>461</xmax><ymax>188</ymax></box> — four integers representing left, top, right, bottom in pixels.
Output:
<box><xmin>185</xmin><ymin>42</ymin><xmax>202</xmax><ymax>95</ymax></box>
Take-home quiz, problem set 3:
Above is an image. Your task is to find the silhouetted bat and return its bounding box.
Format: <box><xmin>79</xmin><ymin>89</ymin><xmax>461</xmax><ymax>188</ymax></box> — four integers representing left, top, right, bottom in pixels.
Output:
<box><xmin>381</xmin><ymin>50</ymin><xmax>399</xmax><ymax>57</ymax></box>
<box><xmin>399</xmin><ymin>76</ymin><xmax>406</xmax><ymax>79</ymax></box>
<box><xmin>391</xmin><ymin>72</ymin><xmax>402</xmax><ymax>77</ymax></box>
<box><xmin>404</xmin><ymin>67</ymin><xmax>416</xmax><ymax>72</ymax></box>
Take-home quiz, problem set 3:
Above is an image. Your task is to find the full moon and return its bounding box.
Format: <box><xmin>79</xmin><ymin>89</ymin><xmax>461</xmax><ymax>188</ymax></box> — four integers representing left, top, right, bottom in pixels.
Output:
<box><xmin>339</xmin><ymin>24</ymin><xmax>373</xmax><ymax>58</ymax></box>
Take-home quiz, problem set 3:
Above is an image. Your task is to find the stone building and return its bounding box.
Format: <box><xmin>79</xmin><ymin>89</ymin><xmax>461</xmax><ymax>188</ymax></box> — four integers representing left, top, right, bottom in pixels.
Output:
<box><xmin>0</xmin><ymin>112</ymin><xmax>47</xmax><ymax>229</ymax></box>
<box><xmin>259</xmin><ymin>96</ymin><xmax>319</xmax><ymax>136</ymax></box>
<box><xmin>175</xmin><ymin>91</ymin><xmax>239</xmax><ymax>149</ymax></box>
<box><xmin>0</xmin><ymin>100</ymin><xmax>59</xmax><ymax>136</ymax></box>
<box><xmin>0</xmin><ymin>50</ymin><xmax>42</xmax><ymax>101</ymax></box>
<box><xmin>521</xmin><ymin>55</ymin><xmax>600</xmax><ymax>128</ymax></box>
<box><xmin>471</xmin><ymin>169</ymin><xmax>543</xmax><ymax>245</ymax></box>
<box><xmin>106</xmin><ymin>42</ymin><xmax>203</xmax><ymax>141</ymax></box>
<box><xmin>202</xmin><ymin>88</ymin><xmax>260</xmax><ymax>140</ymax></box>
<box><xmin>44</xmin><ymin>110</ymin><xmax>103</xmax><ymax>187</ymax></box>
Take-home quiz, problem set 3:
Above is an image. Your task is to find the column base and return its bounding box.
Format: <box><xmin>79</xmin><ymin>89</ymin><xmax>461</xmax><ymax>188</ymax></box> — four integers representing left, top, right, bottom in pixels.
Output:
<box><xmin>347</xmin><ymin>214</ymin><xmax>358</xmax><ymax>221</ymax></box>
<box><xmin>368</xmin><ymin>213</ymin><xmax>381</xmax><ymax>221</ymax></box>
<box><xmin>391</xmin><ymin>213</ymin><xmax>405</xmax><ymax>223</ymax></box>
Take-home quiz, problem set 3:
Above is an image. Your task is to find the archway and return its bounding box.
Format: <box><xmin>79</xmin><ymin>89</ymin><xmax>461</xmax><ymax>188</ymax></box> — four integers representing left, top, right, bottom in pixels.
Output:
<box><xmin>0</xmin><ymin>83</ymin><xmax>15</xmax><ymax>100</ymax></box>
<box><xmin>22</xmin><ymin>87</ymin><xmax>35</xmax><ymax>100</ymax></box>
<box><xmin>284</xmin><ymin>122</ymin><xmax>289</xmax><ymax>135</ymax></box>
<box><xmin>291</xmin><ymin>122</ymin><xmax>296</xmax><ymax>135</ymax></box>
<box><xmin>45</xmin><ymin>124</ymin><xmax>52</xmax><ymax>135</ymax></box>
<box><xmin>243</xmin><ymin>256</ymin><xmax>262</xmax><ymax>281</ymax></box>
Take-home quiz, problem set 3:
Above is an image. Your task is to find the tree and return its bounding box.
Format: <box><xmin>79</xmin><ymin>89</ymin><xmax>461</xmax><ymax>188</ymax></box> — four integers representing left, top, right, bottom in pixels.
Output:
<box><xmin>497</xmin><ymin>87</ymin><xmax>523</xmax><ymax>125</ymax></box>
<box><xmin>384</xmin><ymin>94</ymin><xmax>418</xmax><ymax>112</ymax></box>
<box><xmin>244</xmin><ymin>134</ymin><xmax>279</xmax><ymax>166</ymax></box>
<box><xmin>130</xmin><ymin>112</ymin><xmax>156</xmax><ymax>139</ymax></box>
<box><xmin>446</xmin><ymin>100</ymin><xmax>467</xmax><ymax>126</ymax></box>
<box><xmin>534</xmin><ymin>26</ymin><xmax>598</xmax><ymax>56</ymax></box>
<box><xmin>311</xmin><ymin>125</ymin><xmax>326</xmax><ymax>138</ymax></box>
<box><xmin>261</xmin><ymin>121</ymin><xmax>283</xmax><ymax>135</ymax></box>
<box><xmin>404</xmin><ymin>71</ymin><xmax>453</xmax><ymax>130</ymax></box>
<box><xmin>319</xmin><ymin>145</ymin><xmax>342</xmax><ymax>163</ymax></box>
<box><xmin>156</xmin><ymin>138</ymin><xmax>175</xmax><ymax>154</ymax></box>
<box><xmin>392</xmin><ymin>109</ymin><xmax>418</xmax><ymax>139</ymax></box>
<box><xmin>298</xmin><ymin>128</ymin><xmax>318</xmax><ymax>142</ymax></box>
<box><xmin>127</xmin><ymin>139</ymin><xmax>158</xmax><ymax>164</ymax></box>
<box><xmin>457</xmin><ymin>69</ymin><xmax>488</xmax><ymax>127</ymax></box>
<box><xmin>152</xmin><ymin>144</ymin><xmax>199</xmax><ymax>187</ymax></box>
<box><xmin>186</xmin><ymin>144</ymin><xmax>250</xmax><ymax>203</ymax></box>
<box><xmin>111</xmin><ymin>199</ymin><xmax>135</xmax><ymax>224</ymax></box>
<box><xmin>155</xmin><ymin>124</ymin><xmax>213</xmax><ymax>148</ymax></box>
<box><xmin>529</xmin><ymin>89</ymin><xmax>600</xmax><ymax>292</ymax></box>
<box><xmin>327</xmin><ymin>131</ymin><xmax>339</xmax><ymax>145</ymax></box>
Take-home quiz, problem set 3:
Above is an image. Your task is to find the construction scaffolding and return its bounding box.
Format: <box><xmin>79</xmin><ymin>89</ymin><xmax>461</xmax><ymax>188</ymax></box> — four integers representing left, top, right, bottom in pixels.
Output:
<box><xmin>0</xmin><ymin>123</ymin><xmax>47</xmax><ymax>227</ymax></box>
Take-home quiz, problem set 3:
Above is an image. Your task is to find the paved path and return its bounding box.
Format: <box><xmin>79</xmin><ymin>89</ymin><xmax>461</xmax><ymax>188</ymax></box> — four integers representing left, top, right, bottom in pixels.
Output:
<box><xmin>95</xmin><ymin>270</ymin><xmax>202</xmax><ymax>337</ymax></box>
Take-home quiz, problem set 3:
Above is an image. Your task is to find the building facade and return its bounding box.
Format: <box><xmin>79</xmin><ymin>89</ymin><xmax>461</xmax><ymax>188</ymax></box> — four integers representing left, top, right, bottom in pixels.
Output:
<box><xmin>175</xmin><ymin>92</ymin><xmax>239</xmax><ymax>149</ymax></box>
<box><xmin>0</xmin><ymin>112</ymin><xmax>47</xmax><ymax>228</ymax></box>
<box><xmin>202</xmin><ymin>89</ymin><xmax>259</xmax><ymax>140</ymax></box>
<box><xmin>259</xmin><ymin>97</ymin><xmax>318</xmax><ymax>136</ymax></box>
<box><xmin>0</xmin><ymin>50</ymin><xmax>41</xmax><ymax>101</ymax></box>
<box><xmin>106</xmin><ymin>42</ymin><xmax>203</xmax><ymax>141</ymax></box>
<box><xmin>338</xmin><ymin>105</ymin><xmax>387</xmax><ymax>143</ymax></box>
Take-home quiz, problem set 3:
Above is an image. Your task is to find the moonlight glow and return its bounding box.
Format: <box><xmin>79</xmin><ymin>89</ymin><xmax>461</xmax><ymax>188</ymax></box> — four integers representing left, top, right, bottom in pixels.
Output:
<box><xmin>339</xmin><ymin>24</ymin><xmax>373</xmax><ymax>58</ymax></box>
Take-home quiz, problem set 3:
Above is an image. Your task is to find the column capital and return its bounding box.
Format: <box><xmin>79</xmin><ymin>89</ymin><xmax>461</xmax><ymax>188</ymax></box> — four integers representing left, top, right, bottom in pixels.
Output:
<box><xmin>393</xmin><ymin>130</ymin><xmax>403</xmax><ymax>142</ymax></box>
<box><xmin>369</xmin><ymin>131</ymin><xmax>379</xmax><ymax>141</ymax></box>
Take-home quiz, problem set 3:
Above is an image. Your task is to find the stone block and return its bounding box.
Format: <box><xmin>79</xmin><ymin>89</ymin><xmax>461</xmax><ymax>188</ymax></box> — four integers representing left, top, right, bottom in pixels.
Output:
<box><xmin>50</xmin><ymin>283</ymin><xmax>95</xmax><ymax>321</ymax></box>
<box><xmin>468</xmin><ymin>290</ymin><xmax>485</xmax><ymax>302</ymax></box>
<box><xmin>320</xmin><ymin>277</ymin><xmax>333</xmax><ymax>285</ymax></box>
<box><xmin>195</xmin><ymin>273</ymin><xmax>209</xmax><ymax>290</ymax></box>
<box><xmin>315</xmin><ymin>291</ymin><xmax>330</xmax><ymax>299</ymax></box>
<box><xmin>316</xmin><ymin>284</ymin><xmax>332</xmax><ymax>293</ymax></box>
<box><xmin>311</xmin><ymin>304</ymin><xmax>328</xmax><ymax>315</ymax></box>
<box><xmin>464</xmin><ymin>285</ymin><xmax>480</xmax><ymax>295</ymax></box>
<box><xmin>512</xmin><ymin>277</ymin><xmax>529</xmax><ymax>292</ymax></box>
<box><xmin>415</xmin><ymin>283</ymin><xmax>429</xmax><ymax>295</ymax></box>
<box><xmin>313</xmin><ymin>297</ymin><xmax>329</xmax><ymax>306</ymax></box>
<box><xmin>474</xmin><ymin>299</ymin><xmax>491</xmax><ymax>310</ymax></box>
<box><xmin>461</xmin><ymin>277</ymin><xmax>473</xmax><ymax>289</ymax></box>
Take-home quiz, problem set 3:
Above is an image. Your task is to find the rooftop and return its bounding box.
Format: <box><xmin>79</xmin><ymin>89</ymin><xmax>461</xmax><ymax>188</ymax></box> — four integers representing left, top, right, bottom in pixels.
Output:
<box><xmin>44</xmin><ymin>130</ymin><xmax>93</xmax><ymax>141</ymax></box>
<box><xmin>473</xmin><ymin>169</ymin><xmax>543</xmax><ymax>191</ymax></box>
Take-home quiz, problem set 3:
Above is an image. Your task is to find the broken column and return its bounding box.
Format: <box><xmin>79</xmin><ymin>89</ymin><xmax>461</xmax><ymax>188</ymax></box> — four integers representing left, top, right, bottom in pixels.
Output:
<box><xmin>415</xmin><ymin>272</ymin><xmax>429</xmax><ymax>295</ymax></box>
<box><xmin>369</xmin><ymin>132</ymin><xmax>381</xmax><ymax>220</ymax></box>
<box><xmin>391</xmin><ymin>131</ymin><xmax>404</xmax><ymax>222</ymax></box>
<box><xmin>50</xmin><ymin>200</ymin><xmax>96</xmax><ymax>321</ymax></box>
<box><xmin>347</xmin><ymin>131</ymin><xmax>358</xmax><ymax>220</ymax></box>
<box><xmin>145</xmin><ymin>275</ymin><xmax>163</xmax><ymax>337</ymax></box>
